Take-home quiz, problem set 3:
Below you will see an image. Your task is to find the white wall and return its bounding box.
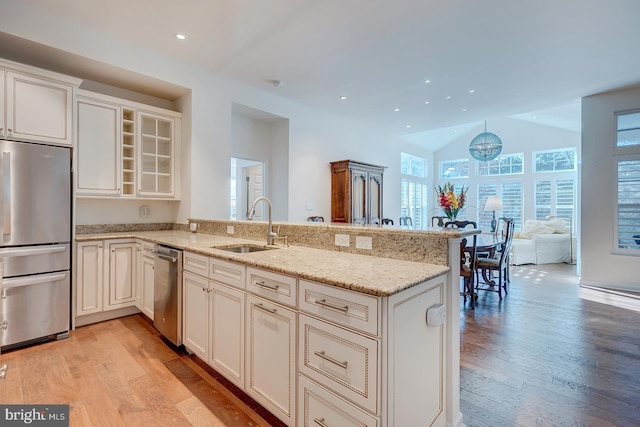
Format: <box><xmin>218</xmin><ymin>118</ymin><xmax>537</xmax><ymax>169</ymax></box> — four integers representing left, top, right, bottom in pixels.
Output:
<box><xmin>581</xmin><ymin>87</ymin><xmax>640</xmax><ymax>291</ymax></box>
<box><xmin>0</xmin><ymin>2</ymin><xmax>405</xmax><ymax>225</ymax></box>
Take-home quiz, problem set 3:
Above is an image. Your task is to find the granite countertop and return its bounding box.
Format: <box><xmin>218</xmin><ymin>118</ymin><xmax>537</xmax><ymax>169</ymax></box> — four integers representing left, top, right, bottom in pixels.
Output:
<box><xmin>76</xmin><ymin>230</ymin><xmax>450</xmax><ymax>297</ymax></box>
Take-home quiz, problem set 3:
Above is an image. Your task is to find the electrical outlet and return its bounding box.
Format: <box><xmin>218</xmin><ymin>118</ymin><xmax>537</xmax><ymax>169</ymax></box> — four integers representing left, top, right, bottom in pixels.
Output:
<box><xmin>335</xmin><ymin>234</ymin><xmax>350</xmax><ymax>247</ymax></box>
<box><xmin>227</xmin><ymin>225</ymin><xmax>235</xmax><ymax>234</ymax></box>
<box><xmin>355</xmin><ymin>236</ymin><xmax>372</xmax><ymax>250</ymax></box>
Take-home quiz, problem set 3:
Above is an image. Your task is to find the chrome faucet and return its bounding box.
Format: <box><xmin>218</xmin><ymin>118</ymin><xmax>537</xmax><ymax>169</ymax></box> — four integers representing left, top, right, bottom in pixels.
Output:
<box><xmin>247</xmin><ymin>196</ymin><xmax>278</xmax><ymax>245</ymax></box>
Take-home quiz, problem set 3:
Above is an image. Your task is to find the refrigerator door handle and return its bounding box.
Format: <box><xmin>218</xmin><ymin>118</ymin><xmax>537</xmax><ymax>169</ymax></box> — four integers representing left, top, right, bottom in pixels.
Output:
<box><xmin>0</xmin><ymin>245</ymin><xmax>67</xmax><ymax>258</ymax></box>
<box><xmin>1</xmin><ymin>152</ymin><xmax>10</xmax><ymax>237</ymax></box>
<box><xmin>1</xmin><ymin>272</ymin><xmax>67</xmax><ymax>289</ymax></box>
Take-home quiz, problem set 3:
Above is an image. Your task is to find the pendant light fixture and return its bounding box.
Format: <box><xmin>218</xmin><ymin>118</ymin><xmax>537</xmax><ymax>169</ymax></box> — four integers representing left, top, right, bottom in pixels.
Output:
<box><xmin>469</xmin><ymin>121</ymin><xmax>503</xmax><ymax>162</ymax></box>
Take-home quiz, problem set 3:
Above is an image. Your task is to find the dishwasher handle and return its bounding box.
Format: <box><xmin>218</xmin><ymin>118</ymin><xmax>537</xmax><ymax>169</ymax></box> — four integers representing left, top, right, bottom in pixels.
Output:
<box><xmin>156</xmin><ymin>253</ymin><xmax>178</xmax><ymax>263</ymax></box>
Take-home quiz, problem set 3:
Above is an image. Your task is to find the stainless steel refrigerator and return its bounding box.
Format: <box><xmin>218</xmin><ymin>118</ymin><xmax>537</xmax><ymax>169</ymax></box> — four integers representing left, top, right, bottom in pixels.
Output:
<box><xmin>0</xmin><ymin>140</ymin><xmax>71</xmax><ymax>348</ymax></box>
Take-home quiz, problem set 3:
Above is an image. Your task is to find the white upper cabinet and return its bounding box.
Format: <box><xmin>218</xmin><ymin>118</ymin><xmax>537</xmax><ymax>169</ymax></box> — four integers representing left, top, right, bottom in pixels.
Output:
<box><xmin>0</xmin><ymin>60</ymin><xmax>81</xmax><ymax>146</ymax></box>
<box><xmin>75</xmin><ymin>90</ymin><xmax>181</xmax><ymax>199</ymax></box>
<box><xmin>76</xmin><ymin>96</ymin><xmax>121</xmax><ymax>195</ymax></box>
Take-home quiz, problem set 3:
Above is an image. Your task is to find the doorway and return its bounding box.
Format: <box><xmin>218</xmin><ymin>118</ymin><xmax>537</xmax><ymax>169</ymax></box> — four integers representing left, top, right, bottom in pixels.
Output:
<box><xmin>230</xmin><ymin>158</ymin><xmax>265</xmax><ymax>220</ymax></box>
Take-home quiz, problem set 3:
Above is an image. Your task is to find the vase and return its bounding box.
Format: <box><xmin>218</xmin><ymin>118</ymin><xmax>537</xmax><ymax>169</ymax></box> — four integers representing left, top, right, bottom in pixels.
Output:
<box><xmin>443</xmin><ymin>208</ymin><xmax>459</xmax><ymax>222</ymax></box>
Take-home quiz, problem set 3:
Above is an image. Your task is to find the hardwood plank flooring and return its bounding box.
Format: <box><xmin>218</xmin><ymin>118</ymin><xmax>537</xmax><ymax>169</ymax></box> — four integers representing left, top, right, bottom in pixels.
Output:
<box><xmin>1</xmin><ymin>263</ymin><xmax>638</xmax><ymax>426</ymax></box>
<box><xmin>461</xmin><ymin>263</ymin><xmax>640</xmax><ymax>427</ymax></box>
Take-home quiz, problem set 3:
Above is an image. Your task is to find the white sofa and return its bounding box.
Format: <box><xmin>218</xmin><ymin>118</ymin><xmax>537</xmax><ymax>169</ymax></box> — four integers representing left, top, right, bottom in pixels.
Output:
<box><xmin>510</xmin><ymin>219</ymin><xmax>571</xmax><ymax>265</ymax></box>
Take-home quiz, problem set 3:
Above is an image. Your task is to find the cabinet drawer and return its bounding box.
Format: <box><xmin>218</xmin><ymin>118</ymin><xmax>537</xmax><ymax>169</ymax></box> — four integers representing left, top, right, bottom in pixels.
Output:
<box><xmin>299</xmin><ymin>279</ymin><xmax>379</xmax><ymax>336</ymax></box>
<box><xmin>183</xmin><ymin>251</ymin><xmax>209</xmax><ymax>276</ymax></box>
<box><xmin>298</xmin><ymin>375</ymin><xmax>379</xmax><ymax>427</ymax></box>
<box><xmin>299</xmin><ymin>313</ymin><xmax>378</xmax><ymax>414</ymax></box>
<box><xmin>247</xmin><ymin>267</ymin><xmax>296</xmax><ymax>307</ymax></box>
<box><xmin>210</xmin><ymin>258</ymin><xmax>245</xmax><ymax>290</ymax></box>
<box><xmin>141</xmin><ymin>241</ymin><xmax>155</xmax><ymax>258</ymax></box>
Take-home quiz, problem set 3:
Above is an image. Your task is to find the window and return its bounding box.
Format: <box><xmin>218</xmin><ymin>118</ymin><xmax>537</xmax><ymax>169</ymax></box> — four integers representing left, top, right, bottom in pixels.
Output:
<box><xmin>535</xmin><ymin>178</ymin><xmax>576</xmax><ymax>228</ymax></box>
<box><xmin>478</xmin><ymin>182</ymin><xmax>523</xmax><ymax>230</ymax></box>
<box><xmin>441</xmin><ymin>159</ymin><xmax>469</xmax><ymax>179</ymax></box>
<box><xmin>616</xmin><ymin>110</ymin><xmax>640</xmax><ymax>147</ymax></box>
<box><xmin>401</xmin><ymin>152</ymin><xmax>426</xmax><ymax>177</ymax></box>
<box><xmin>534</xmin><ymin>149</ymin><xmax>577</xmax><ymax>172</ymax></box>
<box><xmin>616</xmin><ymin>157</ymin><xmax>640</xmax><ymax>251</ymax></box>
<box><xmin>478</xmin><ymin>153</ymin><xmax>524</xmax><ymax>176</ymax></box>
<box><xmin>400</xmin><ymin>153</ymin><xmax>429</xmax><ymax>228</ymax></box>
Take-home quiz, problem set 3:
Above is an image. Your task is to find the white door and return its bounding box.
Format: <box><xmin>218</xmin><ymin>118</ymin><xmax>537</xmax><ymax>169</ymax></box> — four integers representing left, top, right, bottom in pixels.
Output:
<box><xmin>246</xmin><ymin>165</ymin><xmax>264</xmax><ymax>220</ymax></box>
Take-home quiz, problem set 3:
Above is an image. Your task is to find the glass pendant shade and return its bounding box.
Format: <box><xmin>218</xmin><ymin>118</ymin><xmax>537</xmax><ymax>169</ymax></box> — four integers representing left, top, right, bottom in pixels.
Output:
<box><xmin>469</xmin><ymin>122</ymin><xmax>503</xmax><ymax>161</ymax></box>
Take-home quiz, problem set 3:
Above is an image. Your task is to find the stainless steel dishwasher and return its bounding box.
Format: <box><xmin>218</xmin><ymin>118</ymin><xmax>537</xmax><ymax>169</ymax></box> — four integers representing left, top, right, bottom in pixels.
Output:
<box><xmin>153</xmin><ymin>245</ymin><xmax>183</xmax><ymax>346</ymax></box>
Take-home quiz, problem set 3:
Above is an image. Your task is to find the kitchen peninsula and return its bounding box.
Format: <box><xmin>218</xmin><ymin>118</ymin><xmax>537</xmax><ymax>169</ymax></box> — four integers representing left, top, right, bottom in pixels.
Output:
<box><xmin>75</xmin><ymin>220</ymin><xmax>474</xmax><ymax>427</ymax></box>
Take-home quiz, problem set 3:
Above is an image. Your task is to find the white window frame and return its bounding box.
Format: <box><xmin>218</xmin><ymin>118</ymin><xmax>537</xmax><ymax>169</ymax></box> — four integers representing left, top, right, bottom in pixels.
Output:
<box><xmin>533</xmin><ymin>148</ymin><xmax>577</xmax><ymax>173</ymax></box>
<box><xmin>401</xmin><ymin>153</ymin><xmax>429</xmax><ymax>229</ymax></box>
<box><xmin>478</xmin><ymin>153</ymin><xmax>524</xmax><ymax>177</ymax></box>
<box><xmin>613</xmin><ymin>154</ymin><xmax>640</xmax><ymax>254</ymax></box>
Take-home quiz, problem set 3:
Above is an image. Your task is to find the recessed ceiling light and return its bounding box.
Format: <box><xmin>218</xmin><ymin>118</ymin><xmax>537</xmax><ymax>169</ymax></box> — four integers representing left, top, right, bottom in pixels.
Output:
<box><xmin>406</xmin><ymin>125</ymin><xmax>412</xmax><ymax>128</ymax></box>
<box><xmin>339</xmin><ymin>95</ymin><xmax>347</xmax><ymax>100</ymax></box>
<box><xmin>468</xmin><ymin>89</ymin><xmax>475</xmax><ymax>93</ymax></box>
<box><xmin>424</xmin><ymin>80</ymin><xmax>431</xmax><ymax>84</ymax></box>
<box><xmin>175</xmin><ymin>33</ymin><xmax>187</xmax><ymax>40</ymax></box>
<box><xmin>394</xmin><ymin>108</ymin><xmax>400</xmax><ymax>112</ymax></box>
<box><xmin>532</xmin><ymin>115</ymin><xmax>537</xmax><ymax>119</ymax></box>
<box><xmin>424</xmin><ymin>101</ymin><xmax>430</xmax><ymax>104</ymax></box>
<box><xmin>462</xmin><ymin>108</ymin><xmax>467</xmax><ymax>112</ymax></box>
<box><xmin>446</xmin><ymin>96</ymin><xmax>451</xmax><ymax>99</ymax></box>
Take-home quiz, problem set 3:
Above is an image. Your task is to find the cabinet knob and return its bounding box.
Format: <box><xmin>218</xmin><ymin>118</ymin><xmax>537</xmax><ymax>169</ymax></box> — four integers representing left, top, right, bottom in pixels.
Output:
<box><xmin>1</xmin><ymin>320</ymin><xmax>7</xmax><ymax>330</ymax></box>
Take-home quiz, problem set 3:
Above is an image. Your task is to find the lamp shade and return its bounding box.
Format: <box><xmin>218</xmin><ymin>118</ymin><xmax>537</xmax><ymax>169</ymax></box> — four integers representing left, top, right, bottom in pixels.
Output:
<box><xmin>484</xmin><ymin>195</ymin><xmax>503</xmax><ymax>211</ymax></box>
<box><xmin>469</xmin><ymin>122</ymin><xmax>502</xmax><ymax>161</ymax></box>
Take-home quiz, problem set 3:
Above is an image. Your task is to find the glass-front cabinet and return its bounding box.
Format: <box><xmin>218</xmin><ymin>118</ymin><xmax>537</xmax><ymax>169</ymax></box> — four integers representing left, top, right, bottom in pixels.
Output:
<box><xmin>138</xmin><ymin>112</ymin><xmax>175</xmax><ymax>197</ymax></box>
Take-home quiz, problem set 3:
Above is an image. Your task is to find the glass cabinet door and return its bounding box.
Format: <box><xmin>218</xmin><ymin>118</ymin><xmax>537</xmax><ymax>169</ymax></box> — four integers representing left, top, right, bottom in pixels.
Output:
<box><xmin>138</xmin><ymin>112</ymin><xmax>174</xmax><ymax>196</ymax></box>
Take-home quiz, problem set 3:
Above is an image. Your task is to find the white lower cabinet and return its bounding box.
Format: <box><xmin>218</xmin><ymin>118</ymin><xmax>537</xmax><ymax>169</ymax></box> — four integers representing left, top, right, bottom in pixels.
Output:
<box><xmin>183</xmin><ymin>271</ymin><xmax>210</xmax><ymax>360</ymax></box>
<box><xmin>76</xmin><ymin>241</ymin><xmax>104</xmax><ymax>316</ymax></box>
<box><xmin>140</xmin><ymin>242</ymin><xmax>155</xmax><ymax>319</ymax></box>
<box><xmin>105</xmin><ymin>240</ymin><xmax>137</xmax><ymax>309</ymax></box>
<box><xmin>209</xmin><ymin>281</ymin><xmax>245</xmax><ymax>388</ymax></box>
<box><xmin>299</xmin><ymin>275</ymin><xmax>447</xmax><ymax>427</ymax></box>
<box><xmin>245</xmin><ymin>294</ymin><xmax>296</xmax><ymax>427</ymax></box>
<box><xmin>182</xmin><ymin>253</ymin><xmax>246</xmax><ymax>389</ymax></box>
<box><xmin>298</xmin><ymin>375</ymin><xmax>378</xmax><ymax>427</ymax></box>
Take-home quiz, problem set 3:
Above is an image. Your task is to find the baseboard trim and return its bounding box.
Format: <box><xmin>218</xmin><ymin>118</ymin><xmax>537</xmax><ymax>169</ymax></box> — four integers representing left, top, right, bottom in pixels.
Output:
<box><xmin>579</xmin><ymin>285</ymin><xmax>640</xmax><ymax>313</ymax></box>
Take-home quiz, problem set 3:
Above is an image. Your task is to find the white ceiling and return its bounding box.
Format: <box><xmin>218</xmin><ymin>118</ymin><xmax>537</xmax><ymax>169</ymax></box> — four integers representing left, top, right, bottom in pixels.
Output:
<box><xmin>4</xmin><ymin>0</ymin><xmax>640</xmax><ymax>143</ymax></box>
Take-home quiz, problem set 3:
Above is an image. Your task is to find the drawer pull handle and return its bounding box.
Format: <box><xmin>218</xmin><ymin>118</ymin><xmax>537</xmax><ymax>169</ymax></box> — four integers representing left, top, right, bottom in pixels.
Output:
<box><xmin>255</xmin><ymin>303</ymin><xmax>277</xmax><ymax>314</ymax></box>
<box><xmin>255</xmin><ymin>280</ymin><xmax>279</xmax><ymax>291</ymax></box>
<box><xmin>313</xmin><ymin>417</ymin><xmax>329</xmax><ymax>427</ymax></box>
<box><xmin>316</xmin><ymin>299</ymin><xmax>349</xmax><ymax>312</ymax></box>
<box><xmin>314</xmin><ymin>350</ymin><xmax>348</xmax><ymax>369</ymax></box>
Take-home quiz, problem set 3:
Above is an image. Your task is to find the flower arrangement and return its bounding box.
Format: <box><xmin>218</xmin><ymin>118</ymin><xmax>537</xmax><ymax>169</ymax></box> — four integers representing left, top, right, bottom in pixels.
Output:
<box><xmin>435</xmin><ymin>182</ymin><xmax>468</xmax><ymax>221</ymax></box>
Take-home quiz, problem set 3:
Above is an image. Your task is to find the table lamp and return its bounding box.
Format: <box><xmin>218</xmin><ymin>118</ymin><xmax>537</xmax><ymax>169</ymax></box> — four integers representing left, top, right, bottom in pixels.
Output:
<box><xmin>485</xmin><ymin>195</ymin><xmax>503</xmax><ymax>233</ymax></box>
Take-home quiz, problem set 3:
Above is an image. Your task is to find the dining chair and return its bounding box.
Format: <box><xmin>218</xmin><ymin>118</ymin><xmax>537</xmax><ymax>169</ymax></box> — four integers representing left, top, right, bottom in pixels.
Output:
<box><xmin>444</xmin><ymin>220</ymin><xmax>477</xmax><ymax>229</ymax></box>
<box><xmin>431</xmin><ymin>216</ymin><xmax>446</xmax><ymax>227</ymax></box>
<box><xmin>382</xmin><ymin>218</ymin><xmax>394</xmax><ymax>225</ymax></box>
<box><xmin>459</xmin><ymin>236</ymin><xmax>477</xmax><ymax>309</ymax></box>
<box><xmin>476</xmin><ymin>218</ymin><xmax>514</xmax><ymax>299</ymax></box>
<box><xmin>399</xmin><ymin>216</ymin><xmax>412</xmax><ymax>226</ymax></box>
<box><xmin>306</xmin><ymin>216</ymin><xmax>324</xmax><ymax>222</ymax></box>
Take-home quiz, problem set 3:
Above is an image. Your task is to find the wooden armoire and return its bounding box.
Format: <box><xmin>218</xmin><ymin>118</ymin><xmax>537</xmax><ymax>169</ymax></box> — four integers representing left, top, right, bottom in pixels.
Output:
<box><xmin>330</xmin><ymin>160</ymin><xmax>386</xmax><ymax>224</ymax></box>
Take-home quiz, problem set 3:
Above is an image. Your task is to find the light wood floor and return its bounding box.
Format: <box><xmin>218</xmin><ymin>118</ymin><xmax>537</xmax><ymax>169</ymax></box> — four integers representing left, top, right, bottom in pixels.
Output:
<box><xmin>1</xmin><ymin>264</ymin><xmax>639</xmax><ymax>426</ymax></box>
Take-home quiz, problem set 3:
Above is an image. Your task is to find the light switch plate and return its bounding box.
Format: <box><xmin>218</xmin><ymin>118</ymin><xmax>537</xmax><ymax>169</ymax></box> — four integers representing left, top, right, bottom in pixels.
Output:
<box><xmin>227</xmin><ymin>225</ymin><xmax>235</xmax><ymax>234</ymax></box>
<box><xmin>335</xmin><ymin>234</ymin><xmax>350</xmax><ymax>247</ymax></box>
<box><xmin>355</xmin><ymin>236</ymin><xmax>372</xmax><ymax>250</ymax></box>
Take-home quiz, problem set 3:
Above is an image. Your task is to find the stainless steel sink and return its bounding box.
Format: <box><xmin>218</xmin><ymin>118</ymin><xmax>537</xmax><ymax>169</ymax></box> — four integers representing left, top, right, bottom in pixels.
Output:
<box><xmin>213</xmin><ymin>244</ymin><xmax>277</xmax><ymax>253</ymax></box>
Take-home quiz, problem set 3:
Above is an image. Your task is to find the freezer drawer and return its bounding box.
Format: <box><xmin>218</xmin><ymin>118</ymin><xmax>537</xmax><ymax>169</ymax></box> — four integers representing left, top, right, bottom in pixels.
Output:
<box><xmin>0</xmin><ymin>271</ymin><xmax>70</xmax><ymax>347</ymax></box>
<box><xmin>0</xmin><ymin>244</ymin><xmax>70</xmax><ymax>277</ymax></box>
